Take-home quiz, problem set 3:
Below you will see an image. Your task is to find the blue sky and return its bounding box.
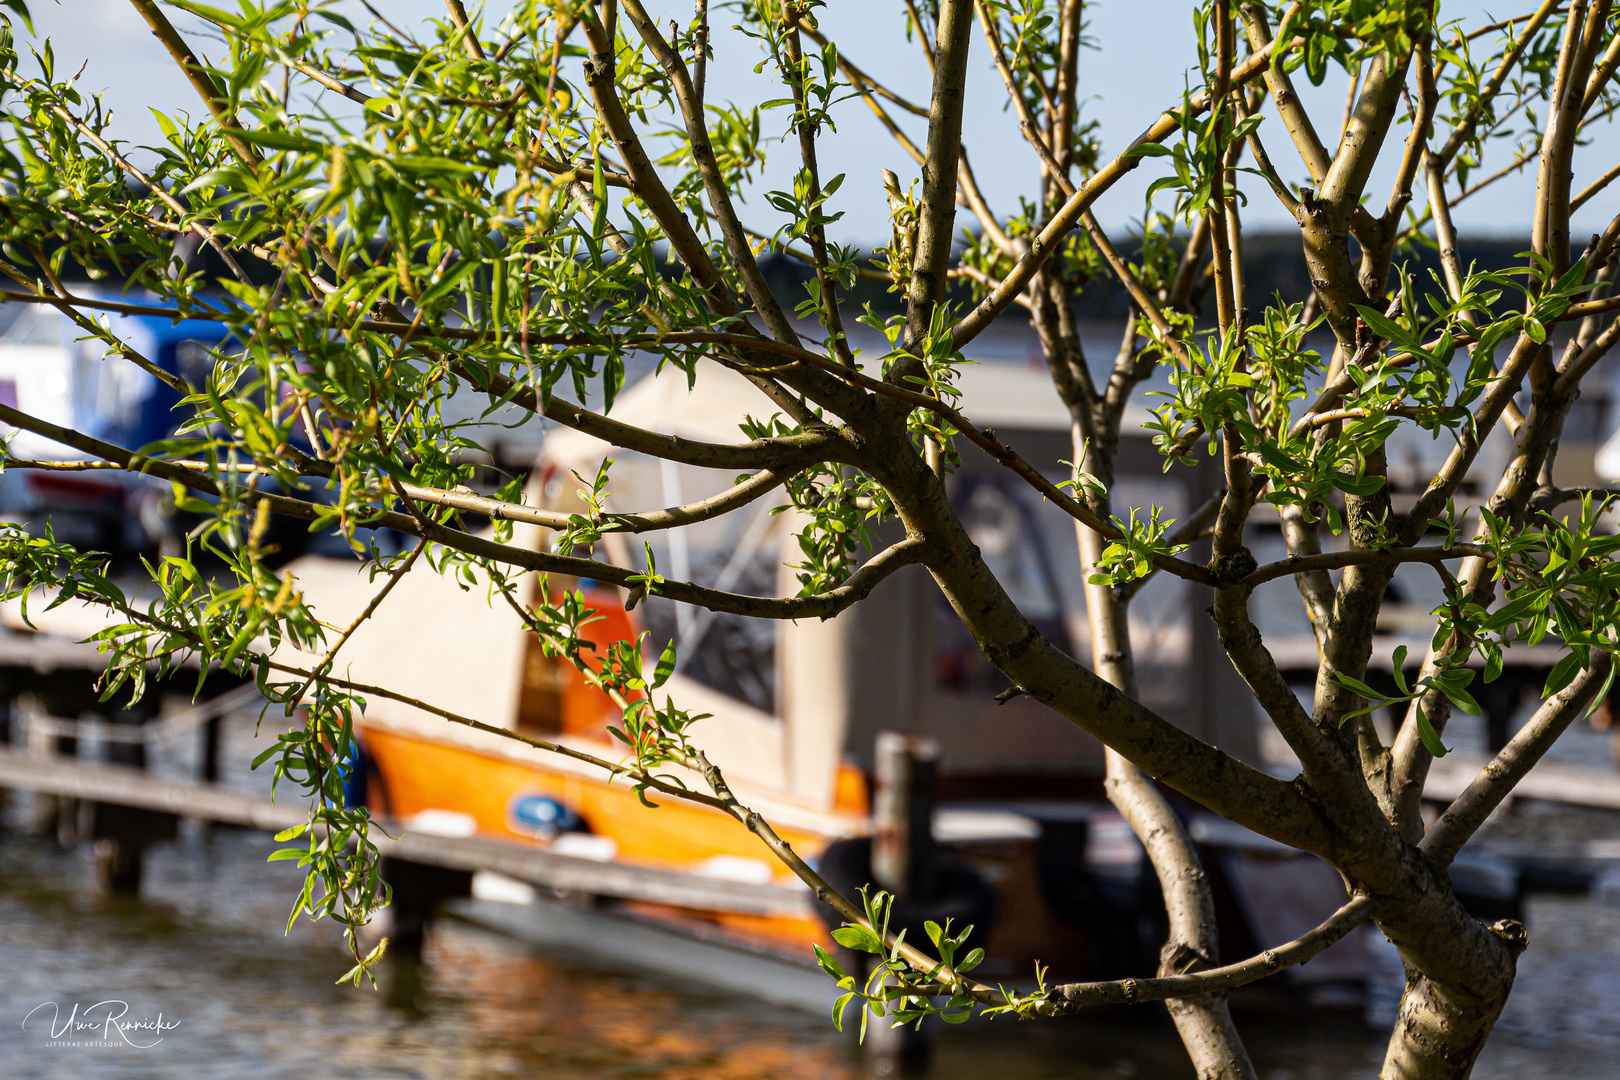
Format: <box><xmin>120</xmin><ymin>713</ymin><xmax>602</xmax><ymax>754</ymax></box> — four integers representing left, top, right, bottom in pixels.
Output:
<box><xmin>17</xmin><ymin>1</ymin><xmax>1620</xmax><ymax>244</ymax></box>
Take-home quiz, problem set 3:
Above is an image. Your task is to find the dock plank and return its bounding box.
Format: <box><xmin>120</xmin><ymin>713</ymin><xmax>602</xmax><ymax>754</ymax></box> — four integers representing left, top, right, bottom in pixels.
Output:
<box><xmin>0</xmin><ymin>747</ymin><xmax>813</xmax><ymax>916</ymax></box>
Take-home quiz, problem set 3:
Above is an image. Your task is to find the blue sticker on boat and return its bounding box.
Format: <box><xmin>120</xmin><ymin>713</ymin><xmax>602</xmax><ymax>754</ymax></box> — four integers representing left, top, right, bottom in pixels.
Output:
<box><xmin>508</xmin><ymin>793</ymin><xmax>581</xmax><ymax>837</ymax></box>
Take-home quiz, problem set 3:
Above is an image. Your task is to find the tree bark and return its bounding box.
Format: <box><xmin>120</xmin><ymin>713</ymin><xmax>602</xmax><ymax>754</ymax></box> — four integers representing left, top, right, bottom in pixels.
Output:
<box><xmin>1379</xmin><ymin>939</ymin><xmax>1521</xmax><ymax>1080</ymax></box>
<box><xmin>1078</xmin><ymin>431</ymin><xmax>1257</xmax><ymax>1080</ymax></box>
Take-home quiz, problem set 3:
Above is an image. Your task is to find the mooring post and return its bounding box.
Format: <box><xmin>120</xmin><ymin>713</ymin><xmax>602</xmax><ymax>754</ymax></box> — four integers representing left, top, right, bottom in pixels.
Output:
<box><xmin>866</xmin><ymin>731</ymin><xmax>940</xmax><ymax>1076</ymax></box>
<box><xmin>18</xmin><ymin>697</ymin><xmax>64</xmax><ymax>837</ymax></box>
<box><xmin>200</xmin><ymin>713</ymin><xmax>221</xmax><ymax>784</ymax></box>
<box><xmin>378</xmin><ymin>856</ymin><xmax>474</xmax><ymax>957</ymax></box>
<box><xmin>89</xmin><ymin>709</ymin><xmax>176</xmax><ymax>895</ymax></box>
<box><xmin>871</xmin><ymin>731</ymin><xmax>939</xmax><ymax>902</ymax></box>
<box><xmin>0</xmin><ymin>687</ymin><xmax>9</xmax><ymax>830</ymax></box>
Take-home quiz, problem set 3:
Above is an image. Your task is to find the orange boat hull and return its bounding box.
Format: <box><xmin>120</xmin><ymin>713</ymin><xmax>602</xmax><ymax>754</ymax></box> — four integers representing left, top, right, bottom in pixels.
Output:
<box><xmin>360</xmin><ymin>724</ymin><xmax>849</xmax><ymax>959</ymax></box>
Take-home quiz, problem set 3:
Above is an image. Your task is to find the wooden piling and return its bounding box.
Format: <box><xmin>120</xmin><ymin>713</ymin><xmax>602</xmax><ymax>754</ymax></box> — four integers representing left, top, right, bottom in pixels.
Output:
<box><xmin>200</xmin><ymin>714</ymin><xmax>222</xmax><ymax>784</ymax></box>
<box><xmin>87</xmin><ymin>802</ymin><xmax>179</xmax><ymax>895</ymax></box>
<box><xmin>871</xmin><ymin>732</ymin><xmax>940</xmax><ymax>902</ymax></box>
<box><xmin>378</xmin><ymin>856</ymin><xmax>473</xmax><ymax>955</ymax></box>
<box><xmin>92</xmin><ymin>836</ymin><xmax>143</xmax><ymax>894</ymax></box>
<box><xmin>866</xmin><ymin>732</ymin><xmax>939</xmax><ymax>1074</ymax></box>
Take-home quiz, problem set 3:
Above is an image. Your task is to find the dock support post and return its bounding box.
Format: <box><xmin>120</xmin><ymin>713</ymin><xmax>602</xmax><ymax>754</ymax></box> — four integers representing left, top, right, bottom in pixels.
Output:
<box><xmin>378</xmin><ymin>856</ymin><xmax>473</xmax><ymax>956</ymax></box>
<box><xmin>92</xmin><ymin>836</ymin><xmax>143</xmax><ymax>893</ymax></box>
<box><xmin>18</xmin><ymin>698</ymin><xmax>65</xmax><ymax>837</ymax></box>
<box><xmin>0</xmin><ymin>688</ymin><xmax>8</xmax><ymax>830</ymax></box>
<box><xmin>871</xmin><ymin>732</ymin><xmax>939</xmax><ymax>902</ymax></box>
<box><xmin>865</xmin><ymin>732</ymin><xmax>938</xmax><ymax>1076</ymax></box>
<box><xmin>200</xmin><ymin>713</ymin><xmax>221</xmax><ymax>784</ymax></box>
<box><xmin>88</xmin><ymin>710</ymin><xmax>174</xmax><ymax>895</ymax></box>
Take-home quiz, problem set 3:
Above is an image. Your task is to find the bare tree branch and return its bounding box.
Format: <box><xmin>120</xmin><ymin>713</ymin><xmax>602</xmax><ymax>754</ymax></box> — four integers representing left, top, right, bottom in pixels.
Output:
<box><xmin>1422</xmin><ymin>655</ymin><xmax>1613</xmax><ymax>866</ymax></box>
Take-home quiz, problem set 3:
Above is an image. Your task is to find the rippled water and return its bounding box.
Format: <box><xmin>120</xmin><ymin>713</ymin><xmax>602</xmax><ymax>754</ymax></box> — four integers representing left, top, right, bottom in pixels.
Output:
<box><xmin>2</xmin><ymin>714</ymin><xmax>1619</xmax><ymax>1079</ymax></box>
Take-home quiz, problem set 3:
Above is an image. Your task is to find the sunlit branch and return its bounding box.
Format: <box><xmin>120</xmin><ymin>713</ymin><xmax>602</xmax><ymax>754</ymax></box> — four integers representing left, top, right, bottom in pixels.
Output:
<box><xmin>442</xmin><ymin>0</ymin><xmax>487</xmax><ymax>61</ymax></box>
<box><xmin>1240</xmin><ymin>1</ymin><xmax>1330</xmax><ymax>184</ymax></box>
<box><xmin>694</xmin><ymin>745</ymin><xmax>1375</xmax><ymax>1017</ymax></box>
<box><xmin>1530</xmin><ymin>484</ymin><xmax>1620</xmax><ymax>508</ymax></box>
<box><xmin>955</xmin><ymin>263</ymin><xmax>1031</xmax><ymax>310</ymax></box>
<box><xmin>400</xmin><ymin>466</ymin><xmax>795</xmax><ymax>535</ymax></box>
<box><xmin>1421</xmin><ymin>655</ymin><xmax>1612</xmax><ymax>867</ymax></box>
<box><xmin>1402</xmin><ymin>335</ymin><xmax>1540</xmax><ymax>542</ymax></box>
<box><xmin>262</xmin><ymin>661</ymin><xmax>732</xmax><ymax>813</ymax></box>
<box><xmin>1080</xmin><ymin>212</ymin><xmax>1194</xmax><ymax>369</ymax></box>
<box><xmin>1553</xmin><ymin>311</ymin><xmax>1620</xmax><ymax>394</ymax></box>
<box><xmin>1581</xmin><ymin>29</ymin><xmax>1620</xmax><ymax>114</ymax></box>
<box><xmin>1385</xmin><ymin>45</ymin><xmax>1438</xmax><ymax>226</ymax></box>
<box><xmin>127</xmin><ymin>0</ymin><xmax>263</xmax><ymax>166</ymax></box>
<box><xmin>618</xmin><ymin>0</ymin><xmax>802</xmax><ymax>349</ymax></box>
<box><xmin>1244</xmin><ymin>122</ymin><xmax>1304</xmax><ymax>220</ymax></box>
<box><xmin>777</xmin><ymin>7</ymin><xmax>856</xmax><ymax>367</ymax></box>
<box><xmin>950</xmin><ymin>22</ymin><xmax>1302</xmax><ymax>349</ymax></box>
<box><xmin>1041</xmin><ymin>895</ymin><xmax>1372</xmax><ymax>1013</ymax></box>
<box><xmin>0</xmin><ymin>399</ymin><xmax>910</xmax><ymax>621</ymax></box>
<box><xmin>291</xmin><ymin>539</ymin><xmax>429</xmax><ymax>707</ymax></box>
<box><xmin>900</xmin><ymin>0</ymin><xmax>975</xmax><ymax>350</ymax></box>
<box><xmin>1434</xmin><ymin>0</ymin><xmax>1561</xmax><ymax>169</ymax></box>
<box><xmin>1243</xmin><ymin>544</ymin><xmax>1489</xmax><ymax>589</ymax></box>
<box><xmin>1572</xmin><ymin>159</ymin><xmax>1620</xmax><ymax>211</ymax></box>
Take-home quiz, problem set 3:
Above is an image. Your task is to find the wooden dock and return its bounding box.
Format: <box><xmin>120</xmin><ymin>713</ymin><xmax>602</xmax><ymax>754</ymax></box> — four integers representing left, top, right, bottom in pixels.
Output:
<box><xmin>0</xmin><ymin>746</ymin><xmax>813</xmax><ymax>916</ymax></box>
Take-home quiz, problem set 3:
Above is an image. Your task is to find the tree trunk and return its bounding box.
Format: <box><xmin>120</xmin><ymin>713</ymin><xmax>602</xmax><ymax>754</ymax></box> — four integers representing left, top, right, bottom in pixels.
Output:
<box><xmin>1077</xmin><ymin>435</ymin><xmax>1257</xmax><ymax>1080</ymax></box>
<box><xmin>1373</xmin><ymin>874</ymin><xmax>1522</xmax><ymax>1075</ymax></box>
<box><xmin>1381</xmin><ymin>964</ymin><xmax>1516</xmax><ymax>1079</ymax></box>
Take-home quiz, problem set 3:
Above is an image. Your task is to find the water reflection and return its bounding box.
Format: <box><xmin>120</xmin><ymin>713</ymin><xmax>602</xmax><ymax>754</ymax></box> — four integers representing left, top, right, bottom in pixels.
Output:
<box><xmin>2</xmin><ymin>813</ymin><xmax>1617</xmax><ymax>1079</ymax></box>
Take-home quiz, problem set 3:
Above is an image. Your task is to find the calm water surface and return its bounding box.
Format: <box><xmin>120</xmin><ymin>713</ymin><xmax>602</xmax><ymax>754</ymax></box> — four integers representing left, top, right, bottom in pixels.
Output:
<box><xmin>2</xmin><ymin>715</ymin><xmax>1618</xmax><ymax>1079</ymax></box>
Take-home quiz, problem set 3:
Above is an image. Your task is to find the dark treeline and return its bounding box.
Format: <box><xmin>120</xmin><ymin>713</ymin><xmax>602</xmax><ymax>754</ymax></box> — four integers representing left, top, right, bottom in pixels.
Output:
<box><xmin>759</xmin><ymin>232</ymin><xmax>1564</xmax><ymax>326</ymax></box>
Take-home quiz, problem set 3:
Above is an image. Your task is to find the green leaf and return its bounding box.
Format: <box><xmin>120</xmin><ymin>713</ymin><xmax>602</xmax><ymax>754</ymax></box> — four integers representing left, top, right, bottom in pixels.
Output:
<box><xmin>167</xmin><ymin>0</ymin><xmax>246</xmax><ymax>29</ymax></box>
<box><xmin>1329</xmin><ymin>471</ymin><xmax>1385</xmax><ymax>497</ymax></box>
<box><xmin>1416</xmin><ymin>708</ymin><xmax>1450</xmax><ymax>757</ymax></box>
<box><xmin>1428</xmin><ymin>673</ymin><xmax>1481</xmax><ymax>716</ymax></box>
<box><xmin>0</xmin><ymin>2</ymin><xmax>32</xmax><ymax>34</ymax></box>
<box><xmin>651</xmin><ymin>639</ymin><xmax>676</xmax><ymax>688</ymax></box>
<box><xmin>1585</xmin><ymin>659</ymin><xmax>1617</xmax><ymax>721</ymax></box>
<box><xmin>1470</xmin><ymin>319</ymin><xmax>1514</xmax><ymax>366</ymax></box>
<box><xmin>1353</xmin><ymin>305</ymin><xmax>1416</xmax><ymax>348</ymax></box>
<box><xmin>832</xmin><ymin>991</ymin><xmax>857</xmax><ymax>1032</ymax></box>
<box><xmin>1256</xmin><ymin>442</ymin><xmax>1305</xmax><ymax>472</ymax></box>
<box><xmin>1544</xmin><ymin>651</ymin><xmax>1583</xmax><ymax>697</ymax></box>
<box><xmin>832</xmin><ymin>925</ymin><xmax>884</xmax><ymax>954</ymax></box>
<box><xmin>149</xmin><ymin>108</ymin><xmax>181</xmax><ymax>144</ymax></box>
<box><xmin>1331</xmin><ymin>671</ymin><xmax>1389</xmax><ymax>701</ymax></box>
<box><xmin>814</xmin><ymin>943</ymin><xmax>850</xmax><ymax>982</ymax></box>
<box><xmin>180</xmin><ymin>167</ymin><xmax>250</xmax><ymax>195</ymax></box>
<box><xmin>231</xmin><ymin>127</ymin><xmax>323</xmax><ymax>153</ymax></box>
